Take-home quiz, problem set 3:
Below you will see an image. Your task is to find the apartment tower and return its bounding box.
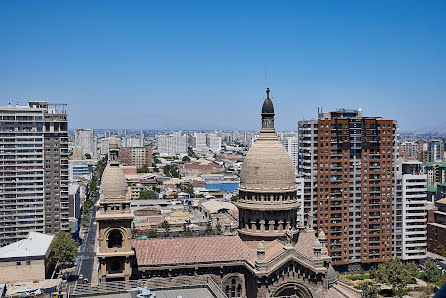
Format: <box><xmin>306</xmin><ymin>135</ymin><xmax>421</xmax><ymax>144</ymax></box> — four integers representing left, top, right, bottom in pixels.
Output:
<box><xmin>0</xmin><ymin>101</ymin><xmax>69</xmax><ymax>246</ymax></box>
<box><xmin>299</xmin><ymin>109</ymin><xmax>397</xmax><ymax>270</ymax></box>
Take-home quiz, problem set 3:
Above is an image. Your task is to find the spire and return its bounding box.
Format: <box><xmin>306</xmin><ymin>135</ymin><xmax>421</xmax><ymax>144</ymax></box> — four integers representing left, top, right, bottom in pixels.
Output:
<box><xmin>261</xmin><ymin>88</ymin><xmax>275</xmax><ymax>130</ymax></box>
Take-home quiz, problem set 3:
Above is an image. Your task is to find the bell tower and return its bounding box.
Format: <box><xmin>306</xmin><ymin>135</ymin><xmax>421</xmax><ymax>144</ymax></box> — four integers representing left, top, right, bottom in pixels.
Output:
<box><xmin>96</xmin><ymin>136</ymin><xmax>134</xmax><ymax>282</ymax></box>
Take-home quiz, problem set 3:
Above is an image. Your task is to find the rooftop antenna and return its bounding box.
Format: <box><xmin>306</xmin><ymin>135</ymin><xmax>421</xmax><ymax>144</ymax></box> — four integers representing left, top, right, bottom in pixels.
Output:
<box><xmin>264</xmin><ymin>71</ymin><xmax>268</xmax><ymax>90</ymax></box>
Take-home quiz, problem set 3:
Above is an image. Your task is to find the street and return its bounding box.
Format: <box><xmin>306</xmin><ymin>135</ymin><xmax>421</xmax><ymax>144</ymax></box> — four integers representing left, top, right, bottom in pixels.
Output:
<box><xmin>74</xmin><ymin>201</ymin><xmax>98</xmax><ymax>284</ymax></box>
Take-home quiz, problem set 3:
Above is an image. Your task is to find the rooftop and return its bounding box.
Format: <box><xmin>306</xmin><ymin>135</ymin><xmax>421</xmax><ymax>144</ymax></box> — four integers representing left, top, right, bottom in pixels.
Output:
<box><xmin>0</xmin><ymin>232</ymin><xmax>54</xmax><ymax>260</ymax></box>
<box><xmin>132</xmin><ymin>236</ymin><xmax>252</xmax><ymax>266</ymax></box>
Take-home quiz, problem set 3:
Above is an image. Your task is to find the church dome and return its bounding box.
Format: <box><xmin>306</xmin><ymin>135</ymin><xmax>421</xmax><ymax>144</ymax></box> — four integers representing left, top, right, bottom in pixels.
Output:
<box><xmin>101</xmin><ymin>165</ymin><xmax>128</xmax><ymax>199</ymax></box>
<box><xmin>240</xmin><ymin>135</ymin><xmax>296</xmax><ymax>192</ymax></box>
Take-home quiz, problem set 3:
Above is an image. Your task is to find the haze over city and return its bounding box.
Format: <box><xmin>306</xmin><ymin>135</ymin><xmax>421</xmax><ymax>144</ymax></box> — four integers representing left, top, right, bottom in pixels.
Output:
<box><xmin>1</xmin><ymin>1</ymin><xmax>446</xmax><ymax>131</ymax></box>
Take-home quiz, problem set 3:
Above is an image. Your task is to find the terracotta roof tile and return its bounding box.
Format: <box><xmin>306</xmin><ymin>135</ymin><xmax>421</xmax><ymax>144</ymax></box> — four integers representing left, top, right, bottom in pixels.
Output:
<box><xmin>132</xmin><ymin>236</ymin><xmax>252</xmax><ymax>266</ymax></box>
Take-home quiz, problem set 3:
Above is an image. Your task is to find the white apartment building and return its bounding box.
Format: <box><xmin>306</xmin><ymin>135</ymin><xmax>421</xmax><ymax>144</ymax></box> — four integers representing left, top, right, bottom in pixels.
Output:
<box><xmin>75</xmin><ymin>129</ymin><xmax>94</xmax><ymax>157</ymax></box>
<box><xmin>280</xmin><ymin>135</ymin><xmax>299</xmax><ymax>173</ymax></box>
<box><xmin>429</xmin><ymin>139</ymin><xmax>444</xmax><ymax>162</ymax></box>
<box><xmin>0</xmin><ymin>101</ymin><xmax>69</xmax><ymax>246</ymax></box>
<box><xmin>157</xmin><ymin>132</ymin><xmax>187</xmax><ymax>156</ymax></box>
<box><xmin>394</xmin><ymin>160</ymin><xmax>427</xmax><ymax>261</ymax></box>
<box><xmin>399</xmin><ymin>141</ymin><xmax>419</xmax><ymax>161</ymax></box>
<box><xmin>297</xmin><ymin>119</ymin><xmax>318</xmax><ymax>227</ymax></box>
<box><xmin>121</xmin><ymin>136</ymin><xmax>143</xmax><ymax>147</ymax></box>
<box><xmin>195</xmin><ymin>132</ymin><xmax>208</xmax><ymax>150</ymax></box>
<box><xmin>209</xmin><ymin>133</ymin><xmax>222</xmax><ymax>152</ymax></box>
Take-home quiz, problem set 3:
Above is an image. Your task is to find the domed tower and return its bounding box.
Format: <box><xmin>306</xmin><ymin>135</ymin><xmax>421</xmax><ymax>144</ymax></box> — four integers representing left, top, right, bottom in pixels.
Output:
<box><xmin>96</xmin><ymin>136</ymin><xmax>134</xmax><ymax>282</ymax></box>
<box><xmin>236</xmin><ymin>88</ymin><xmax>299</xmax><ymax>244</ymax></box>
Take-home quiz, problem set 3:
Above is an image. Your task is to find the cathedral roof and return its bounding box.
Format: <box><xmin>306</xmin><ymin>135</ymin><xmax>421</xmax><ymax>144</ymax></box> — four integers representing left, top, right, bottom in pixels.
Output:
<box><xmin>132</xmin><ymin>236</ymin><xmax>252</xmax><ymax>267</ymax></box>
<box><xmin>261</xmin><ymin>88</ymin><xmax>274</xmax><ymax>115</ymax></box>
<box><xmin>239</xmin><ymin>88</ymin><xmax>296</xmax><ymax>193</ymax></box>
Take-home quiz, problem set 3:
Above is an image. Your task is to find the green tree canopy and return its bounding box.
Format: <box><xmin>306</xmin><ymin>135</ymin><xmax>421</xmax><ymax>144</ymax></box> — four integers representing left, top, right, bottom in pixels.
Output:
<box><xmin>358</xmin><ymin>281</ymin><xmax>379</xmax><ymax>298</ymax></box>
<box><xmin>436</xmin><ymin>244</ymin><xmax>446</xmax><ymax>257</ymax></box>
<box><xmin>374</xmin><ymin>257</ymin><xmax>412</xmax><ymax>297</ymax></box>
<box><xmin>182</xmin><ymin>156</ymin><xmax>191</xmax><ymax>162</ymax></box>
<box><xmin>85</xmin><ymin>153</ymin><xmax>91</xmax><ymax>159</ymax></box>
<box><xmin>205</xmin><ymin>221</ymin><xmax>213</xmax><ymax>235</ymax></box>
<box><xmin>424</xmin><ymin>260</ymin><xmax>441</xmax><ymax>282</ymax></box>
<box><xmin>160</xmin><ymin>220</ymin><xmax>171</xmax><ymax>237</ymax></box>
<box><xmin>139</xmin><ymin>190</ymin><xmax>157</xmax><ymax>200</ymax></box>
<box><xmin>51</xmin><ymin>231</ymin><xmax>78</xmax><ymax>265</ymax></box>
<box><xmin>148</xmin><ymin>229</ymin><xmax>158</xmax><ymax>238</ymax></box>
<box><xmin>137</xmin><ymin>165</ymin><xmax>150</xmax><ymax>173</ymax></box>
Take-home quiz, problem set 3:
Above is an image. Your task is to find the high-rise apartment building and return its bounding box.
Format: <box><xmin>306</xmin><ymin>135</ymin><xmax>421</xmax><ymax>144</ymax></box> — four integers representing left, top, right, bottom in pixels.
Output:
<box><xmin>0</xmin><ymin>101</ymin><xmax>69</xmax><ymax>246</ymax></box>
<box><xmin>399</xmin><ymin>141</ymin><xmax>419</xmax><ymax>161</ymax></box>
<box><xmin>280</xmin><ymin>134</ymin><xmax>299</xmax><ymax>173</ymax></box>
<box><xmin>194</xmin><ymin>132</ymin><xmax>208</xmax><ymax>150</ymax></box>
<box><xmin>208</xmin><ymin>133</ymin><xmax>222</xmax><ymax>152</ymax></box>
<box><xmin>119</xmin><ymin>146</ymin><xmax>153</xmax><ymax>168</ymax></box>
<box><xmin>393</xmin><ymin>160</ymin><xmax>427</xmax><ymax>260</ymax></box>
<box><xmin>428</xmin><ymin>139</ymin><xmax>444</xmax><ymax>162</ymax></box>
<box><xmin>297</xmin><ymin>119</ymin><xmax>318</xmax><ymax>228</ymax></box>
<box><xmin>74</xmin><ymin>129</ymin><xmax>94</xmax><ymax>157</ymax></box>
<box><xmin>424</xmin><ymin>161</ymin><xmax>446</xmax><ymax>187</ymax></box>
<box><xmin>299</xmin><ymin>109</ymin><xmax>397</xmax><ymax>269</ymax></box>
<box><xmin>157</xmin><ymin>132</ymin><xmax>187</xmax><ymax>156</ymax></box>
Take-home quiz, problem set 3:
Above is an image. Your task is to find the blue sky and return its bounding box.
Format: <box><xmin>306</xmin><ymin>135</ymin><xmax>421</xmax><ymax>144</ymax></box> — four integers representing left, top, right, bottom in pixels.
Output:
<box><xmin>0</xmin><ymin>1</ymin><xmax>445</xmax><ymax>131</ymax></box>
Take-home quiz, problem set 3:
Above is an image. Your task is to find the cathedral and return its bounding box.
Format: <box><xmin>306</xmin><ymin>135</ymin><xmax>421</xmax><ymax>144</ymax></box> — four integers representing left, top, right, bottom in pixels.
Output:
<box><xmin>96</xmin><ymin>89</ymin><xmax>338</xmax><ymax>298</ymax></box>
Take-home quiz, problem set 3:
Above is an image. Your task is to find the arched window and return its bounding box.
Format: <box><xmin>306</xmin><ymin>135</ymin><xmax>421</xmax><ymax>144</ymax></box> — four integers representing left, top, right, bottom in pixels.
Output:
<box><xmin>108</xmin><ymin>230</ymin><xmax>123</xmax><ymax>248</ymax></box>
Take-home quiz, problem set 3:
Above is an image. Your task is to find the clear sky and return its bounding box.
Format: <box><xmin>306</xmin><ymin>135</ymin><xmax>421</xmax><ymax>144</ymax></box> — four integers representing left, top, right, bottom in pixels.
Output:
<box><xmin>0</xmin><ymin>1</ymin><xmax>445</xmax><ymax>131</ymax></box>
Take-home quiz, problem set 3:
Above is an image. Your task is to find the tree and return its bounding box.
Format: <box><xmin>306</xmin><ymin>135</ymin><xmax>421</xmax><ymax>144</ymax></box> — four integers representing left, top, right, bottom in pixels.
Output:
<box><xmin>374</xmin><ymin>258</ymin><xmax>411</xmax><ymax>297</ymax></box>
<box><xmin>160</xmin><ymin>220</ymin><xmax>171</xmax><ymax>237</ymax></box>
<box><xmin>139</xmin><ymin>190</ymin><xmax>157</xmax><ymax>200</ymax></box>
<box><xmin>197</xmin><ymin>194</ymin><xmax>205</xmax><ymax>198</ymax></box>
<box><xmin>205</xmin><ymin>221</ymin><xmax>213</xmax><ymax>235</ymax></box>
<box><xmin>51</xmin><ymin>231</ymin><xmax>78</xmax><ymax>266</ymax></box>
<box><xmin>183</xmin><ymin>223</ymin><xmax>193</xmax><ymax>237</ymax></box>
<box><xmin>424</xmin><ymin>260</ymin><xmax>441</xmax><ymax>282</ymax></box>
<box><xmin>406</xmin><ymin>261</ymin><xmax>418</xmax><ymax>283</ymax></box>
<box><xmin>436</xmin><ymin>244</ymin><xmax>446</xmax><ymax>257</ymax></box>
<box><xmin>85</xmin><ymin>153</ymin><xmax>91</xmax><ymax>159</ymax></box>
<box><xmin>148</xmin><ymin>229</ymin><xmax>158</xmax><ymax>238</ymax></box>
<box><xmin>182</xmin><ymin>156</ymin><xmax>191</xmax><ymax>162</ymax></box>
<box><xmin>216</xmin><ymin>221</ymin><xmax>222</xmax><ymax>235</ymax></box>
<box><xmin>137</xmin><ymin>165</ymin><xmax>150</xmax><ymax>173</ymax></box>
<box><xmin>89</xmin><ymin>178</ymin><xmax>98</xmax><ymax>194</ymax></box>
<box><xmin>230</xmin><ymin>195</ymin><xmax>239</xmax><ymax>202</ymax></box>
<box><xmin>358</xmin><ymin>281</ymin><xmax>379</xmax><ymax>298</ymax></box>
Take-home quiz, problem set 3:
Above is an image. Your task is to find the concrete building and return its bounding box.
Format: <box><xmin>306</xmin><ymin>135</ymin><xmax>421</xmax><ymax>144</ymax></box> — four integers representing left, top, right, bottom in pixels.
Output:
<box><xmin>0</xmin><ymin>101</ymin><xmax>69</xmax><ymax>246</ymax></box>
<box><xmin>119</xmin><ymin>146</ymin><xmax>153</xmax><ymax>169</ymax></box>
<box><xmin>299</xmin><ymin>109</ymin><xmax>397</xmax><ymax>270</ymax></box>
<box><xmin>69</xmin><ymin>160</ymin><xmax>93</xmax><ymax>180</ymax></box>
<box><xmin>393</xmin><ymin>161</ymin><xmax>427</xmax><ymax>261</ymax></box>
<box><xmin>68</xmin><ymin>183</ymin><xmax>81</xmax><ymax>236</ymax></box>
<box><xmin>297</xmin><ymin>119</ymin><xmax>319</xmax><ymax>228</ymax></box>
<box><xmin>0</xmin><ymin>232</ymin><xmax>55</xmax><ymax>283</ymax></box>
<box><xmin>427</xmin><ymin>198</ymin><xmax>446</xmax><ymax>254</ymax></box>
<box><xmin>428</xmin><ymin>139</ymin><xmax>444</xmax><ymax>162</ymax></box>
<box><xmin>209</xmin><ymin>133</ymin><xmax>222</xmax><ymax>152</ymax></box>
<box><xmin>94</xmin><ymin>89</ymin><xmax>348</xmax><ymax>298</ymax></box>
<box><xmin>75</xmin><ymin>129</ymin><xmax>94</xmax><ymax>157</ymax></box>
<box><xmin>195</xmin><ymin>132</ymin><xmax>208</xmax><ymax>150</ymax></box>
<box><xmin>71</xmin><ymin>145</ymin><xmax>84</xmax><ymax>160</ymax></box>
<box><xmin>399</xmin><ymin>141</ymin><xmax>419</xmax><ymax>161</ymax></box>
<box><xmin>157</xmin><ymin>132</ymin><xmax>187</xmax><ymax>156</ymax></box>
<box><xmin>424</xmin><ymin>162</ymin><xmax>446</xmax><ymax>187</ymax></box>
<box><xmin>280</xmin><ymin>135</ymin><xmax>299</xmax><ymax>173</ymax></box>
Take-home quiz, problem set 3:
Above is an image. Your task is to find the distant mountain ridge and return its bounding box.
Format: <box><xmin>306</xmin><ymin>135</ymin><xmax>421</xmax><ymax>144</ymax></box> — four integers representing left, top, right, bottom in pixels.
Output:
<box><xmin>405</xmin><ymin>122</ymin><xmax>446</xmax><ymax>134</ymax></box>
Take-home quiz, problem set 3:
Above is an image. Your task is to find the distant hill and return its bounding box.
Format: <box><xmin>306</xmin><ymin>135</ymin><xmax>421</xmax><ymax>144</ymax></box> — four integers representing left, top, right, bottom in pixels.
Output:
<box><xmin>407</xmin><ymin>122</ymin><xmax>446</xmax><ymax>134</ymax></box>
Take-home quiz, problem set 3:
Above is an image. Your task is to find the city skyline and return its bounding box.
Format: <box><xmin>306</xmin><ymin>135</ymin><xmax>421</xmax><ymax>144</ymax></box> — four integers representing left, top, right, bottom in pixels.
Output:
<box><xmin>1</xmin><ymin>1</ymin><xmax>445</xmax><ymax>131</ymax></box>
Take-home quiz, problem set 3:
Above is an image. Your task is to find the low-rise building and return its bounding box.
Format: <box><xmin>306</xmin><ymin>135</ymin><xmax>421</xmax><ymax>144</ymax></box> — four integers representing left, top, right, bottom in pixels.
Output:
<box><xmin>69</xmin><ymin>160</ymin><xmax>93</xmax><ymax>180</ymax></box>
<box><xmin>427</xmin><ymin>198</ymin><xmax>446</xmax><ymax>254</ymax></box>
<box><xmin>0</xmin><ymin>232</ymin><xmax>55</xmax><ymax>283</ymax></box>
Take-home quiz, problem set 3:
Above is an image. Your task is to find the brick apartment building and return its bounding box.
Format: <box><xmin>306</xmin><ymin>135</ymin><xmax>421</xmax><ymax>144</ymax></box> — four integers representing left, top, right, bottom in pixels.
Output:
<box><xmin>119</xmin><ymin>146</ymin><xmax>153</xmax><ymax>169</ymax></box>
